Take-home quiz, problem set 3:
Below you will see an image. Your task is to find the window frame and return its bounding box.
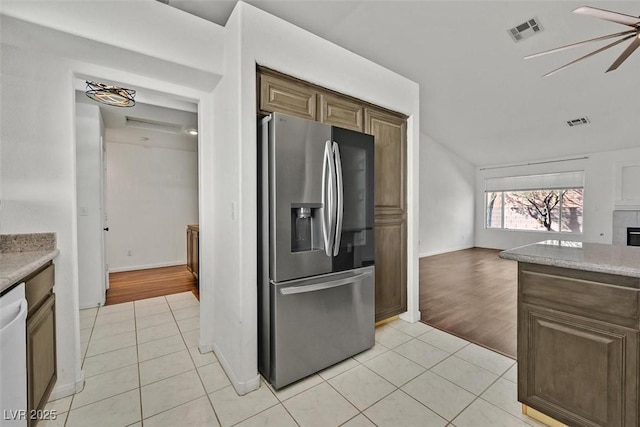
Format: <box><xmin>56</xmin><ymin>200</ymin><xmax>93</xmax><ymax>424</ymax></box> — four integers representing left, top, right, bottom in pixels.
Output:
<box><xmin>485</xmin><ymin>187</ymin><xmax>583</xmax><ymax>234</ymax></box>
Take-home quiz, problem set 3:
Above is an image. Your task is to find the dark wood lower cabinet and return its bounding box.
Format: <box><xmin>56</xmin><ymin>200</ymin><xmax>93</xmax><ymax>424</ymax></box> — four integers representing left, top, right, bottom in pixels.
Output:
<box><xmin>187</xmin><ymin>225</ymin><xmax>199</xmax><ymax>281</ymax></box>
<box><xmin>374</xmin><ymin>216</ymin><xmax>406</xmax><ymax>322</ymax></box>
<box><xmin>518</xmin><ymin>263</ymin><xmax>640</xmax><ymax>427</ymax></box>
<box><xmin>26</xmin><ymin>295</ymin><xmax>56</xmax><ymax>426</ymax></box>
<box><xmin>24</xmin><ymin>263</ymin><xmax>57</xmax><ymax>427</ymax></box>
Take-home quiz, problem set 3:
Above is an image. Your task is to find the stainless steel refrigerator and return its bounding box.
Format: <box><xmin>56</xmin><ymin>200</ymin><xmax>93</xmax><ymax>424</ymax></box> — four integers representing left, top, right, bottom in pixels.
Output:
<box><xmin>258</xmin><ymin>112</ymin><xmax>375</xmax><ymax>389</ymax></box>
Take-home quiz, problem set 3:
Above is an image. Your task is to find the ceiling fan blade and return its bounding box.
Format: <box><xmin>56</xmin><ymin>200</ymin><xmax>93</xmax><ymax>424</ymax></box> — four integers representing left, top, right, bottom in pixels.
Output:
<box><xmin>606</xmin><ymin>34</ymin><xmax>640</xmax><ymax>72</ymax></box>
<box><xmin>573</xmin><ymin>6</ymin><xmax>640</xmax><ymax>28</ymax></box>
<box><xmin>525</xmin><ymin>30</ymin><xmax>636</xmax><ymax>59</ymax></box>
<box><xmin>543</xmin><ymin>34</ymin><xmax>636</xmax><ymax>77</ymax></box>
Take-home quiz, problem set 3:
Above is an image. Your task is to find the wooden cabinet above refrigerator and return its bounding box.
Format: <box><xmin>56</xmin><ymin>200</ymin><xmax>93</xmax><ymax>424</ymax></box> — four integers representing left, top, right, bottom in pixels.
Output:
<box><xmin>257</xmin><ymin>67</ymin><xmax>408</xmax><ymax>322</ymax></box>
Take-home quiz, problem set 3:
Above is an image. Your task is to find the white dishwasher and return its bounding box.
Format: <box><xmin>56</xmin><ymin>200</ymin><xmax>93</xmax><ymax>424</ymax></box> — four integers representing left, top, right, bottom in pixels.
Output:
<box><xmin>0</xmin><ymin>283</ymin><xmax>28</xmax><ymax>427</ymax></box>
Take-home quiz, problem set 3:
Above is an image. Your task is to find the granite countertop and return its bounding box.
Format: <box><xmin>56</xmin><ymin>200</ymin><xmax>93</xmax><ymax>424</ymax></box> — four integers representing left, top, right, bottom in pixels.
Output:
<box><xmin>499</xmin><ymin>240</ymin><xmax>640</xmax><ymax>278</ymax></box>
<box><xmin>0</xmin><ymin>233</ymin><xmax>59</xmax><ymax>294</ymax></box>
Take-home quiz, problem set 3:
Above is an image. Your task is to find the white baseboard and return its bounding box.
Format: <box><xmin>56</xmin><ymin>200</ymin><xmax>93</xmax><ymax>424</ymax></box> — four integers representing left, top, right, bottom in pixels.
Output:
<box><xmin>419</xmin><ymin>245</ymin><xmax>474</xmax><ymax>258</ymax></box>
<box><xmin>212</xmin><ymin>342</ymin><xmax>261</xmax><ymax>396</ymax></box>
<box><xmin>49</xmin><ymin>375</ymin><xmax>84</xmax><ymax>401</ymax></box>
<box><xmin>400</xmin><ymin>310</ymin><xmax>421</xmax><ymax>323</ymax></box>
<box><xmin>108</xmin><ymin>261</ymin><xmax>184</xmax><ymax>273</ymax></box>
<box><xmin>198</xmin><ymin>341</ymin><xmax>215</xmax><ymax>354</ymax></box>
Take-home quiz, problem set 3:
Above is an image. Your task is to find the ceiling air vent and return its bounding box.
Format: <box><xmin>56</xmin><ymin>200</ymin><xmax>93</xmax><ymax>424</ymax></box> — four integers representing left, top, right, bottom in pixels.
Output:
<box><xmin>566</xmin><ymin>117</ymin><xmax>590</xmax><ymax>127</ymax></box>
<box><xmin>125</xmin><ymin>116</ymin><xmax>183</xmax><ymax>134</ymax></box>
<box><xmin>508</xmin><ymin>17</ymin><xmax>543</xmax><ymax>42</ymax></box>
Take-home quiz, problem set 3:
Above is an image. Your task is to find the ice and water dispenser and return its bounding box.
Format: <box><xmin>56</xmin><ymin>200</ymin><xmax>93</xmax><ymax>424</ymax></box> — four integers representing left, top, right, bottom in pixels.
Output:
<box><xmin>291</xmin><ymin>205</ymin><xmax>322</xmax><ymax>252</ymax></box>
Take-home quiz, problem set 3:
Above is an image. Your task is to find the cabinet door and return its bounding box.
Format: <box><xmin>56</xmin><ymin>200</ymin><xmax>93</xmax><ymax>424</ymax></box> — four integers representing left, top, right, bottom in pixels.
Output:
<box><xmin>27</xmin><ymin>294</ymin><xmax>56</xmax><ymax>425</ymax></box>
<box><xmin>365</xmin><ymin>108</ymin><xmax>407</xmax><ymax>321</ymax></box>
<box><xmin>186</xmin><ymin>228</ymin><xmax>193</xmax><ymax>274</ymax></box>
<box><xmin>192</xmin><ymin>230</ymin><xmax>199</xmax><ymax>280</ymax></box>
<box><xmin>318</xmin><ymin>93</ymin><xmax>364</xmax><ymax>132</ymax></box>
<box><xmin>374</xmin><ymin>217</ymin><xmax>407</xmax><ymax>321</ymax></box>
<box><xmin>519</xmin><ymin>304</ymin><xmax>638</xmax><ymax>427</ymax></box>
<box><xmin>364</xmin><ymin>109</ymin><xmax>406</xmax><ymax>216</ymax></box>
<box><xmin>259</xmin><ymin>73</ymin><xmax>316</xmax><ymax>121</ymax></box>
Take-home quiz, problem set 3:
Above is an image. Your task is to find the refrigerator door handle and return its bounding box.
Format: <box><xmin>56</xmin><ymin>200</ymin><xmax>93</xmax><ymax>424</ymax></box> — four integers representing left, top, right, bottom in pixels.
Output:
<box><xmin>280</xmin><ymin>272</ymin><xmax>370</xmax><ymax>295</ymax></box>
<box><xmin>332</xmin><ymin>142</ymin><xmax>343</xmax><ymax>256</ymax></box>
<box><xmin>322</xmin><ymin>141</ymin><xmax>335</xmax><ymax>257</ymax></box>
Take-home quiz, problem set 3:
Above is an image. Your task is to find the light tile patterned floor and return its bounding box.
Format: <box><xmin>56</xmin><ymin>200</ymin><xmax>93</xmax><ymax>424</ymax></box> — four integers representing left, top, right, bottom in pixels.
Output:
<box><xmin>43</xmin><ymin>292</ymin><xmax>545</xmax><ymax>427</ymax></box>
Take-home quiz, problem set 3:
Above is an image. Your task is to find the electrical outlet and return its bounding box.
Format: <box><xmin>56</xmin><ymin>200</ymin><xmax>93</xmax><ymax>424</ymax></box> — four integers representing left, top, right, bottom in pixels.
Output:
<box><xmin>127</xmin><ymin>249</ymin><xmax>132</xmax><ymax>256</ymax></box>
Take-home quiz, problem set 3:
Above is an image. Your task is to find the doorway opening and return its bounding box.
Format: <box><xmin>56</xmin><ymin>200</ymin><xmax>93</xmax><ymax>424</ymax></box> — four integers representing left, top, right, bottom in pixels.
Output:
<box><xmin>75</xmin><ymin>79</ymin><xmax>200</xmax><ymax>308</ymax></box>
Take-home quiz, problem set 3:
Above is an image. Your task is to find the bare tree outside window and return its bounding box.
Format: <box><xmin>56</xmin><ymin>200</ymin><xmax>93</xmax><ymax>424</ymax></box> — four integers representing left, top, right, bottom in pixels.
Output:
<box><xmin>506</xmin><ymin>190</ymin><xmax>560</xmax><ymax>231</ymax></box>
<box><xmin>486</xmin><ymin>188</ymin><xmax>583</xmax><ymax>233</ymax></box>
<box><xmin>485</xmin><ymin>192</ymin><xmax>501</xmax><ymax>228</ymax></box>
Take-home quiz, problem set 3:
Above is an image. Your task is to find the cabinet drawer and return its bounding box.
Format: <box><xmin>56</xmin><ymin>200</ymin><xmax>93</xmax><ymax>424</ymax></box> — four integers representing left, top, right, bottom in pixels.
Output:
<box><xmin>520</xmin><ymin>263</ymin><xmax>640</xmax><ymax>326</ymax></box>
<box><xmin>25</xmin><ymin>263</ymin><xmax>54</xmax><ymax>316</ymax></box>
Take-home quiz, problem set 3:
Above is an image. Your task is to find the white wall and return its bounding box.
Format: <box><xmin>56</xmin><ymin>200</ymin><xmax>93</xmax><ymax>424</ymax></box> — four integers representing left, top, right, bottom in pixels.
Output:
<box><xmin>1</xmin><ymin>11</ymin><xmax>219</xmax><ymax>399</ymax></box>
<box><xmin>475</xmin><ymin>146</ymin><xmax>640</xmax><ymax>250</ymax></box>
<box><xmin>202</xmin><ymin>2</ymin><xmax>421</xmax><ymax>395</ymax></box>
<box><xmin>3</xmin><ymin>1</ymin><xmax>420</xmax><ymax>400</ymax></box>
<box><xmin>75</xmin><ymin>103</ymin><xmax>106</xmax><ymax>308</ymax></box>
<box><xmin>419</xmin><ymin>133</ymin><xmax>475</xmax><ymax>257</ymax></box>
<box><xmin>0</xmin><ymin>0</ymin><xmax>224</xmax><ymax>80</ymax></box>
<box><xmin>106</xmin><ymin>140</ymin><xmax>198</xmax><ymax>271</ymax></box>
<box><xmin>0</xmin><ymin>43</ymin><xmax>85</xmax><ymax>398</ymax></box>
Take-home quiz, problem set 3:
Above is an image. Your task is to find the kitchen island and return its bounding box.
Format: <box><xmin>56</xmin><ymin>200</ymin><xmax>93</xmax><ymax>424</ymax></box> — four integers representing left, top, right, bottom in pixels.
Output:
<box><xmin>500</xmin><ymin>240</ymin><xmax>640</xmax><ymax>427</ymax></box>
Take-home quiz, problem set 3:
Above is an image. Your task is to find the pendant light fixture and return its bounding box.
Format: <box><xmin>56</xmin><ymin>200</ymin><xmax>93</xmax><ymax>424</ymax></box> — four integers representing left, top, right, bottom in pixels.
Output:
<box><xmin>85</xmin><ymin>81</ymin><xmax>136</xmax><ymax>107</ymax></box>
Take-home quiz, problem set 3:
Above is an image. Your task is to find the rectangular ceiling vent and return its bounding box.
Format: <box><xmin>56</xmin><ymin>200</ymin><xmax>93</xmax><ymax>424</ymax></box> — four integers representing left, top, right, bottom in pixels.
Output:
<box><xmin>508</xmin><ymin>17</ymin><xmax>542</xmax><ymax>42</ymax></box>
<box><xmin>125</xmin><ymin>116</ymin><xmax>183</xmax><ymax>134</ymax></box>
<box><xmin>566</xmin><ymin>117</ymin><xmax>590</xmax><ymax>127</ymax></box>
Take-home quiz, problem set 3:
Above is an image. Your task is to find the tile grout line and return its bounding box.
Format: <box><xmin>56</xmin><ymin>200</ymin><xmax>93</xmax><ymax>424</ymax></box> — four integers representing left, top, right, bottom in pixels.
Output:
<box><xmin>439</xmin><ymin>361</ymin><xmax>518</xmax><ymax>425</ymax></box>
<box><xmin>381</xmin><ymin>340</ymin><xmax>462</xmax><ymax>422</ymax></box>
<box><xmin>62</xmin><ymin>308</ymin><xmax>98</xmax><ymax>426</ymax></box>
<box><xmin>322</xmin><ymin>363</ymin><xmax>392</xmax><ymax>426</ymax></box>
<box><xmin>133</xmin><ymin>298</ymin><xmax>144</xmax><ymax>426</ymax></box>
<box><xmin>67</xmin><ymin>297</ymin><xmax>196</xmax><ymax>424</ymax></box>
<box><xmin>394</xmin><ymin>388</ymin><xmax>450</xmax><ymax>424</ymax></box>
<box><xmin>274</xmin><ymin>388</ymin><xmax>303</xmax><ymax>427</ymax></box>
<box><xmin>151</xmin><ymin>293</ymin><xmax>226</xmax><ymax>427</ymax></box>
<box><xmin>80</xmin><ymin>300</ymin><xmax>519</xmax><ymax>427</ymax></box>
<box><xmin>227</xmin><ymin>392</ymin><xmax>281</xmax><ymax>427</ymax></box>
<box><xmin>364</xmin><ymin>335</ymin><xmax>473</xmax><ymax>424</ymax></box>
<box><xmin>401</xmin><ymin>341</ymin><xmax>517</xmax><ymax>424</ymax></box>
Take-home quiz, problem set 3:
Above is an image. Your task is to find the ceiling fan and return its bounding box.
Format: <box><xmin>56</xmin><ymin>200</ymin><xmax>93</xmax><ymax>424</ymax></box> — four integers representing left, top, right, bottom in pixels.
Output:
<box><xmin>526</xmin><ymin>6</ymin><xmax>640</xmax><ymax>77</ymax></box>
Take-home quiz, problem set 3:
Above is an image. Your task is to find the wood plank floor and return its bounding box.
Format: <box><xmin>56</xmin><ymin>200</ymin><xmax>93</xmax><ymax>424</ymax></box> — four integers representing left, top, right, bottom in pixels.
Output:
<box><xmin>419</xmin><ymin>247</ymin><xmax>517</xmax><ymax>358</ymax></box>
<box><xmin>106</xmin><ymin>265</ymin><xmax>198</xmax><ymax>305</ymax></box>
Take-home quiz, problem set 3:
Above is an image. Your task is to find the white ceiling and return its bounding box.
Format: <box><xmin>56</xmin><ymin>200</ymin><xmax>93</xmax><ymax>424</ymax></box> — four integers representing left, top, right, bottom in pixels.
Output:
<box><xmin>166</xmin><ymin>0</ymin><xmax>640</xmax><ymax>167</ymax></box>
<box><xmin>75</xmin><ymin>87</ymin><xmax>198</xmax><ymax>152</ymax></box>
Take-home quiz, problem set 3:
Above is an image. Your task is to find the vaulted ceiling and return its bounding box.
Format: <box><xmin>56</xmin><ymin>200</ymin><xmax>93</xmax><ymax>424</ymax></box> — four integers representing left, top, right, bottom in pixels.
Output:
<box><xmin>167</xmin><ymin>0</ymin><xmax>640</xmax><ymax>167</ymax></box>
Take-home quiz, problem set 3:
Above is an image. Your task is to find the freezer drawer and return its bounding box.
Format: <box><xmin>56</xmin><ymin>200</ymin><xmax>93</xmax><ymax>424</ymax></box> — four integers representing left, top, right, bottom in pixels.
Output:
<box><xmin>269</xmin><ymin>266</ymin><xmax>374</xmax><ymax>389</ymax></box>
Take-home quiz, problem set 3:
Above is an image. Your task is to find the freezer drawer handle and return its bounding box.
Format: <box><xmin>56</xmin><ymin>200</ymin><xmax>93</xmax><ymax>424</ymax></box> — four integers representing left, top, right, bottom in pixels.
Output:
<box><xmin>280</xmin><ymin>272</ymin><xmax>370</xmax><ymax>295</ymax></box>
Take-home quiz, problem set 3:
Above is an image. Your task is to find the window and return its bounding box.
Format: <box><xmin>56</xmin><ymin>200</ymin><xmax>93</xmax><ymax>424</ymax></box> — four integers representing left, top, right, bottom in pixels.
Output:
<box><xmin>485</xmin><ymin>172</ymin><xmax>584</xmax><ymax>233</ymax></box>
